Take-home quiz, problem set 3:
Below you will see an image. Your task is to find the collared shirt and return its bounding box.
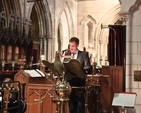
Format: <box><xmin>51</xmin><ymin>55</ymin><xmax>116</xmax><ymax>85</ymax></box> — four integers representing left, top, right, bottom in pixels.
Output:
<box><xmin>71</xmin><ymin>50</ymin><xmax>78</xmax><ymax>59</ymax></box>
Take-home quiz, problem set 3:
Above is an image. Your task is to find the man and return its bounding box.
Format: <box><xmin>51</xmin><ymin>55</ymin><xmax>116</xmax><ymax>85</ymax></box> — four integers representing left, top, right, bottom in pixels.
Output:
<box><xmin>63</xmin><ymin>37</ymin><xmax>92</xmax><ymax>113</ymax></box>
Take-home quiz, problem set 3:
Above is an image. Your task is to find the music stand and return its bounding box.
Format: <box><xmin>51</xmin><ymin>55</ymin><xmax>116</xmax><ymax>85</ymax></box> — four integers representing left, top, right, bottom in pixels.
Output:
<box><xmin>112</xmin><ymin>92</ymin><xmax>137</xmax><ymax>113</ymax></box>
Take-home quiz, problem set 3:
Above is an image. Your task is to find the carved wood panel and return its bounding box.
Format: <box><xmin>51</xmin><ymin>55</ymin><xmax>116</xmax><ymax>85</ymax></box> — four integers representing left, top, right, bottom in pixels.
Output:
<box><xmin>26</xmin><ymin>85</ymin><xmax>55</xmax><ymax>113</ymax></box>
<box><xmin>110</xmin><ymin>66</ymin><xmax>123</xmax><ymax>92</ymax></box>
<box><xmin>13</xmin><ymin>67</ymin><xmax>123</xmax><ymax>113</ymax></box>
<box><xmin>102</xmin><ymin>66</ymin><xmax>123</xmax><ymax>113</ymax></box>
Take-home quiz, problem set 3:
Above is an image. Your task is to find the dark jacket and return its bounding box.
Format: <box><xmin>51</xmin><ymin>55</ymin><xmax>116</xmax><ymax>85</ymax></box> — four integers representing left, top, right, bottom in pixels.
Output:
<box><xmin>63</xmin><ymin>50</ymin><xmax>92</xmax><ymax>74</ymax></box>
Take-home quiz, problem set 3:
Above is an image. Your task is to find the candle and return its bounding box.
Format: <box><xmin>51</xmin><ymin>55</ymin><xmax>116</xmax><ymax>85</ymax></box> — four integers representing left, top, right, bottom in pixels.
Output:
<box><xmin>100</xmin><ymin>55</ymin><xmax>102</xmax><ymax>60</ymax></box>
<box><xmin>12</xmin><ymin>61</ymin><xmax>15</xmax><ymax>67</ymax></box>
<box><xmin>105</xmin><ymin>56</ymin><xmax>108</xmax><ymax>61</ymax></box>
<box><xmin>2</xmin><ymin>60</ymin><xmax>5</xmax><ymax>67</ymax></box>
<box><xmin>30</xmin><ymin>56</ymin><xmax>33</xmax><ymax>61</ymax></box>
<box><xmin>93</xmin><ymin>53</ymin><xmax>96</xmax><ymax>62</ymax></box>
<box><xmin>40</xmin><ymin>55</ymin><xmax>45</xmax><ymax>61</ymax></box>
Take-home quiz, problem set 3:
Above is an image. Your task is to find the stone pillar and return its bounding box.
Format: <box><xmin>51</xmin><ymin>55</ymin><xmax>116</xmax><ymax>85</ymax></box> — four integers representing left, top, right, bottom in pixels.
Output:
<box><xmin>119</xmin><ymin>12</ymin><xmax>133</xmax><ymax>91</ymax></box>
<box><xmin>39</xmin><ymin>35</ymin><xmax>44</xmax><ymax>58</ymax></box>
<box><xmin>119</xmin><ymin>12</ymin><xmax>132</xmax><ymax>41</ymax></box>
<box><xmin>44</xmin><ymin>37</ymin><xmax>47</xmax><ymax>60</ymax></box>
<box><xmin>46</xmin><ymin>37</ymin><xmax>53</xmax><ymax>62</ymax></box>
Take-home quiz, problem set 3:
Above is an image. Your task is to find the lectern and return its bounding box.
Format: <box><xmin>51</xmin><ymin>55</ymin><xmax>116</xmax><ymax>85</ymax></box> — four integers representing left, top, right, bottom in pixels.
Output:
<box><xmin>14</xmin><ymin>69</ymin><xmax>56</xmax><ymax>113</ymax></box>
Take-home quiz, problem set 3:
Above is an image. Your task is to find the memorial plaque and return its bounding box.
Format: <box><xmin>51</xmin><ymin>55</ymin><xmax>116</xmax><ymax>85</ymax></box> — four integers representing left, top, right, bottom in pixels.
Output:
<box><xmin>134</xmin><ymin>70</ymin><xmax>141</xmax><ymax>81</ymax></box>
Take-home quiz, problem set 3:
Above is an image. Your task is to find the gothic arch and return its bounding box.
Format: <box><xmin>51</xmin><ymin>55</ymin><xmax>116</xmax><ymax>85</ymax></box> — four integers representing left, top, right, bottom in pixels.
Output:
<box><xmin>129</xmin><ymin>0</ymin><xmax>141</xmax><ymax>12</ymax></box>
<box><xmin>27</xmin><ymin>2</ymin><xmax>52</xmax><ymax>37</ymax></box>
<box><xmin>96</xmin><ymin>4</ymin><xmax>121</xmax><ymax>41</ymax></box>
<box><xmin>26</xmin><ymin>1</ymin><xmax>52</xmax><ymax>60</ymax></box>
<box><xmin>80</xmin><ymin>15</ymin><xmax>96</xmax><ymax>51</ymax></box>
<box><xmin>56</xmin><ymin>1</ymin><xmax>74</xmax><ymax>51</ymax></box>
<box><xmin>95</xmin><ymin>4</ymin><xmax>121</xmax><ymax>62</ymax></box>
<box><xmin>0</xmin><ymin>0</ymin><xmax>22</xmax><ymax>27</ymax></box>
<box><xmin>80</xmin><ymin>15</ymin><xmax>96</xmax><ymax>25</ymax></box>
<box><xmin>64</xmin><ymin>2</ymin><xmax>74</xmax><ymax>37</ymax></box>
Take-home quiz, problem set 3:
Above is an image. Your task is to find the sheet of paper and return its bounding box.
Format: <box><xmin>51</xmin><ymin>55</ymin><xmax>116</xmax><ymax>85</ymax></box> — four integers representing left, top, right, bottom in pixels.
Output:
<box><xmin>112</xmin><ymin>93</ymin><xmax>136</xmax><ymax>107</ymax></box>
<box><xmin>24</xmin><ymin>70</ymin><xmax>45</xmax><ymax>77</ymax></box>
<box><xmin>36</xmin><ymin>69</ymin><xmax>46</xmax><ymax>77</ymax></box>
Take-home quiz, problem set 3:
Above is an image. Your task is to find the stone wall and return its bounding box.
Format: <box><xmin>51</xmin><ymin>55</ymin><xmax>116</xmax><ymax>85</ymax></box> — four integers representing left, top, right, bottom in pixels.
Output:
<box><xmin>77</xmin><ymin>0</ymin><xmax>120</xmax><ymax>64</ymax></box>
<box><xmin>120</xmin><ymin>0</ymin><xmax>141</xmax><ymax>112</ymax></box>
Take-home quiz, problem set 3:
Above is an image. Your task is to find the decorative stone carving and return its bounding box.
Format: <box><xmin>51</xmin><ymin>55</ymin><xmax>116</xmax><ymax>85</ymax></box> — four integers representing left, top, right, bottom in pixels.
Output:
<box><xmin>119</xmin><ymin>12</ymin><xmax>131</xmax><ymax>24</ymax></box>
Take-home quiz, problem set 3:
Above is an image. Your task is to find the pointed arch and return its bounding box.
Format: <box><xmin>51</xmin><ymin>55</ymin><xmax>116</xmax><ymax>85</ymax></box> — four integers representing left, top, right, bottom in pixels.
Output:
<box><xmin>26</xmin><ymin>1</ymin><xmax>53</xmax><ymax>61</ymax></box>
<box><xmin>96</xmin><ymin>4</ymin><xmax>121</xmax><ymax>42</ymax></box>
<box><xmin>95</xmin><ymin>4</ymin><xmax>121</xmax><ymax>62</ymax></box>
<box><xmin>13</xmin><ymin>0</ymin><xmax>22</xmax><ymax>18</ymax></box>
<box><xmin>55</xmin><ymin>1</ymin><xmax>74</xmax><ymax>51</ymax></box>
<box><xmin>80</xmin><ymin>15</ymin><xmax>96</xmax><ymax>51</ymax></box>
<box><xmin>80</xmin><ymin>15</ymin><xmax>96</xmax><ymax>25</ymax></box>
<box><xmin>0</xmin><ymin>0</ymin><xmax>22</xmax><ymax>27</ymax></box>
<box><xmin>129</xmin><ymin>0</ymin><xmax>141</xmax><ymax>12</ymax></box>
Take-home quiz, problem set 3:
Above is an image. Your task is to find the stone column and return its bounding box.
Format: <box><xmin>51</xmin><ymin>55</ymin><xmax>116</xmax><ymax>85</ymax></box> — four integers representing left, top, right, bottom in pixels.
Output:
<box><xmin>123</xmin><ymin>12</ymin><xmax>132</xmax><ymax>65</ymax></box>
<box><xmin>46</xmin><ymin>37</ymin><xmax>53</xmax><ymax>62</ymax></box>
<box><xmin>119</xmin><ymin>12</ymin><xmax>133</xmax><ymax>90</ymax></box>
<box><xmin>39</xmin><ymin>35</ymin><xmax>44</xmax><ymax>56</ymax></box>
<box><xmin>119</xmin><ymin>12</ymin><xmax>132</xmax><ymax>41</ymax></box>
<box><xmin>44</xmin><ymin>36</ymin><xmax>47</xmax><ymax>60</ymax></box>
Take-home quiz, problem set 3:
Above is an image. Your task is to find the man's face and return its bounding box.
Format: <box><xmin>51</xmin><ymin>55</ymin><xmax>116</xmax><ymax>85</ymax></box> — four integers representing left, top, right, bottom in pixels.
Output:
<box><xmin>69</xmin><ymin>41</ymin><xmax>79</xmax><ymax>53</ymax></box>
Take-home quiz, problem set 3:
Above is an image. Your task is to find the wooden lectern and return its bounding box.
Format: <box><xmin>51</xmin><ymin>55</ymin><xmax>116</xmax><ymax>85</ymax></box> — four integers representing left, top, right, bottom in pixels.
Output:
<box><xmin>12</xmin><ymin>65</ymin><xmax>123</xmax><ymax>113</ymax></box>
<box><xmin>14</xmin><ymin>70</ymin><xmax>56</xmax><ymax>113</ymax></box>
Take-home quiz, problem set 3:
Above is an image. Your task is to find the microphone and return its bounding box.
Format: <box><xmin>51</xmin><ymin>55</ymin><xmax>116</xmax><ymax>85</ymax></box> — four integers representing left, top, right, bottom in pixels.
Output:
<box><xmin>62</xmin><ymin>49</ymin><xmax>68</xmax><ymax>54</ymax></box>
<box><xmin>62</xmin><ymin>49</ymin><xmax>68</xmax><ymax>52</ymax></box>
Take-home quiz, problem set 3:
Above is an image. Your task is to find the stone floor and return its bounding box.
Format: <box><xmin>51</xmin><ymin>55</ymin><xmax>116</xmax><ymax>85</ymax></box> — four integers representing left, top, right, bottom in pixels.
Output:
<box><xmin>126</xmin><ymin>105</ymin><xmax>141</xmax><ymax>113</ymax></box>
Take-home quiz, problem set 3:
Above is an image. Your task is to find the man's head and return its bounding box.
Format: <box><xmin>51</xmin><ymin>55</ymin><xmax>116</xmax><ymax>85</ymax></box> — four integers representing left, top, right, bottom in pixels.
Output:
<box><xmin>69</xmin><ymin>37</ymin><xmax>79</xmax><ymax>53</ymax></box>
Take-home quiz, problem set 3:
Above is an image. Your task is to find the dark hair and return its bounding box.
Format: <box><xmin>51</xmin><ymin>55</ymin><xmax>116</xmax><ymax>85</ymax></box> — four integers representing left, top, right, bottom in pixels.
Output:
<box><xmin>69</xmin><ymin>37</ymin><xmax>79</xmax><ymax>44</ymax></box>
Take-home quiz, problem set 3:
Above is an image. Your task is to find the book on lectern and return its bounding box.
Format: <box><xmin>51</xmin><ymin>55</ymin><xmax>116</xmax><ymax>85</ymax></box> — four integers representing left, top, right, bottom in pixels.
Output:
<box><xmin>112</xmin><ymin>92</ymin><xmax>137</xmax><ymax>107</ymax></box>
<box><xmin>24</xmin><ymin>69</ymin><xmax>45</xmax><ymax>77</ymax></box>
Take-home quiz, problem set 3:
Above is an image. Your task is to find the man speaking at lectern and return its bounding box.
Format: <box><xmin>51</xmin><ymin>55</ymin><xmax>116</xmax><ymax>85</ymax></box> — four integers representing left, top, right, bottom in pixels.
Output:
<box><xmin>63</xmin><ymin>37</ymin><xmax>92</xmax><ymax>113</ymax></box>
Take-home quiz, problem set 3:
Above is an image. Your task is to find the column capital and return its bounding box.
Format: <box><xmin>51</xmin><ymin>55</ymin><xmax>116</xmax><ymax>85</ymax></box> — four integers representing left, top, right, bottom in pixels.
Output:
<box><xmin>119</xmin><ymin>12</ymin><xmax>132</xmax><ymax>24</ymax></box>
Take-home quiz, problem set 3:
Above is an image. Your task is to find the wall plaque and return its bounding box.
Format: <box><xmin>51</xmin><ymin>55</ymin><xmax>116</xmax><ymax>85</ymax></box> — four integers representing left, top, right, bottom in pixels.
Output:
<box><xmin>134</xmin><ymin>70</ymin><xmax>141</xmax><ymax>81</ymax></box>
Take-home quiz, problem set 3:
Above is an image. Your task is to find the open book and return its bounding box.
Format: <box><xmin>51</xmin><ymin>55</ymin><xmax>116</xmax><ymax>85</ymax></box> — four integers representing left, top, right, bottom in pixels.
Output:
<box><xmin>24</xmin><ymin>69</ymin><xmax>46</xmax><ymax>77</ymax></box>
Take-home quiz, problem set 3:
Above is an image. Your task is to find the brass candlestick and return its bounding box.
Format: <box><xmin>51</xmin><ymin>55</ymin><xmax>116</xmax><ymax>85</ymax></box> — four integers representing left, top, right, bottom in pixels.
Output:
<box><xmin>18</xmin><ymin>57</ymin><xmax>26</xmax><ymax>69</ymax></box>
<box><xmin>91</xmin><ymin>62</ymin><xmax>97</xmax><ymax>80</ymax></box>
<box><xmin>12</xmin><ymin>61</ymin><xmax>15</xmax><ymax>71</ymax></box>
<box><xmin>40</xmin><ymin>55</ymin><xmax>45</xmax><ymax>72</ymax></box>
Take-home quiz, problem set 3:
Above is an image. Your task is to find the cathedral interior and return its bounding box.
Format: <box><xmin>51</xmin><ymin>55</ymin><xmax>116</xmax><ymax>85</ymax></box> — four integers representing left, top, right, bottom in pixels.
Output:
<box><xmin>0</xmin><ymin>0</ymin><xmax>141</xmax><ymax>113</ymax></box>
